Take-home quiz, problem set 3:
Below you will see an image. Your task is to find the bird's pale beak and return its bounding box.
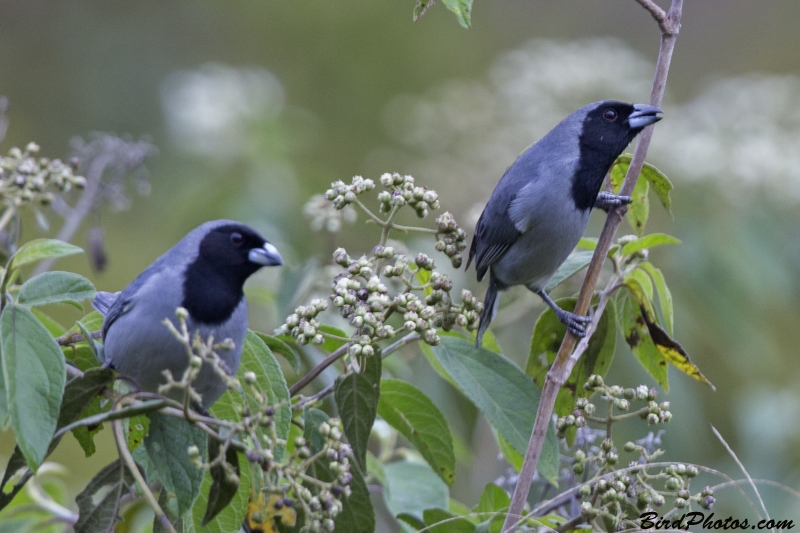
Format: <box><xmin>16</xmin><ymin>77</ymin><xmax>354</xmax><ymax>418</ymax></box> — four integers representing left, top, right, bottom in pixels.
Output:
<box><xmin>248</xmin><ymin>242</ymin><xmax>283</xmax><ymax>266</ymax></box>
<box><xmin>628</xmin><ymin>104</ymin><xmax>663</xmax><ymax>129</ymax></box>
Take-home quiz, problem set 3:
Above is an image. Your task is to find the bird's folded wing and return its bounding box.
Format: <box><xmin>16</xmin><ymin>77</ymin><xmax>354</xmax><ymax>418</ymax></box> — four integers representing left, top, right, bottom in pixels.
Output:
<box><xmin>92</xmin><ymin>291</ymin><xmax>120</xmax><ymax>316</ymax></box>
<box><xmin>468</xmin><ymin>207</ymin><xmax>522</xmax><ymax>281</ymax></box>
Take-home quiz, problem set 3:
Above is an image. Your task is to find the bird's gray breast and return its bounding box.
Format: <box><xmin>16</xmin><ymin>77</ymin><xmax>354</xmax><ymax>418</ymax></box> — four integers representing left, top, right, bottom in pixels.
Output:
<box><xmin>103</xmin><ymin>265</ymin><xmax>247</xmax><ymax>408</ymax></box>
<box><xmin>492</xmin><ymin>153</ymin><xmax>591</xmax><ymax>290</ymax></box>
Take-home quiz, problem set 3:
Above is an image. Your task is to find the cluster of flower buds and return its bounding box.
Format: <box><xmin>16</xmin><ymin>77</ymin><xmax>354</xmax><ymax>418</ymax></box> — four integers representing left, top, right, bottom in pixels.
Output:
<box><xmin>279</xmin><ymin>298</ymin><xmax>329</xmax><ymax>345</ymax></box>
<box><xmin>293</xmin><ymin>419</ymin><xmax>354</xmax><ymax>532</ymax></box>
<box><xmin>303</xmin><ymin>193</ymin><xmax>357</xmax><ymax>232</ymax></box>
<box><xmin>0</xmin><ymin>143</ymin><xmax>86</xmax><ymax>207</ymax></box>
<box><xmin>434</xmin><ymin>212</ymin><xmax>468</xmax><ymax>268</ymax></box>
<box><xmin>377</xmin><ymin>173</ymin><xmax>440</xmax><ymax>217</ymax></box>
<box><xmin>324</xmin><ymin>175</ymin><xmax>376</xmax><ymax>210</ymax></box>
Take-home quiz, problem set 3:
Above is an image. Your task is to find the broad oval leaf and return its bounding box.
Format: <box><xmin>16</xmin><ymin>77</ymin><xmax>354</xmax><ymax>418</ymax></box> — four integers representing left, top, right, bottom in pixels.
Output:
<box><xmin>621</xmin><ymin>233</ymin><xmax>681</xmax><ymax>257</ymax></box>
<box><xmin>144</xmin><ymin>412</ymin><xmax>207</xmax><ymax>516</ymax></box>
<box><xmin>441</xmin><ymin>0</ymin><xmax>473</xmax><ymax>28</ymax></box>
<box><xmin>616</xmin><ymin>288</ymin><xmax>668</xmax><ymax>390</ymax></box>
<box><xmin>1</xmin><ymin>304</ymin><xmax>66</xmax><ymax>471</ymax></box>
<box><xmin>638</xmin><ymin>262</ymin><xmax>673</xmax><ymax>335</ymax></box>
<box><xmin>383</xmin><ymin>461</ymin><xmax>448</xmax><ymax>523</ymax></box>
<box><xmin>377</xmin><ymin>379</ymin><xmax>455</xmax><ymax>485</ymax></box>
<box><xmin>610</xmin><ymin>155</ymin><xmax>650</xmax><ymax>236</ymax></box>
<box><xmin>612</xmin><ymin>153</ymin><xmax>674</xmax><ymax>215</ymax></box>
<box><xmin>335</xmin><ymin>357</ymin><xmax>380</xmax><ymax>473</ymax></box>
<box><xmin>74</xmin><ymin>460</ymin><xmax>137</xmax><ymax>532</ymax></box>
<box><xmin>430</xmin><ymin>337</ymin><xmax>559</xmax><ymax>483</ymax></box>
<box><xmin>10</xmin><ymin>239</ymin><xmax>84</xmax><ymax>271</ymax></box>
<box><xmin>17</xmin><ymin>271</ymin><xmax>96</xmax><ymax>310</ymax></box>
<box><xmin>241</xmin><ymin>331</ymin><xmax>292</xmax><ymax>459</ymax></box>
<box><xmin>254</xmin><ymin>331</ymin><xmax>301</xmax><ymax>374</ymax></box>
<box><xmin>545</xmin><ymin>250</ymin><xmax>595</xmax><ymax>292</ymax></box>
<box><xmin>526</xmin><ymin>297</ymin><xmax>616</xmax><ymax>445</ymax></box>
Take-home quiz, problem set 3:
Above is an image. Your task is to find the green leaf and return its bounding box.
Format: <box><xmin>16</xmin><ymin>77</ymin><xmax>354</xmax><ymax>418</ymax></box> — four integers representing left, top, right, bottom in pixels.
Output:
<box><xmin>202</xmin><ymin>437</ymin><xmax>241</xmax><ymax>526</ymax></box>
<box><xmin>377</xmin><ymin>378</ymin><xmax>455</xmax><ymax>485</ymax></box>
<box><xmin>383</xmin><ymin>461</ymin><xmax>448</xmax><ymax>522</ymax></box>
<box><xmin>1</xmin><ymin>304</ymin><xmax>66</xmax><ymax>471</ymax></box>
<box><xmin>317</xmin><ymin>324</ymin><xmax>350</xmax><ymax>354</ymax></box>
<box><xmin>639</xmin><ymin>307</ymin><xmax>715</xmax><ymax>390</ymax></box>
<box><xmin>16</xmin><ymin>271</ymin><xmax>96</xmax><ymax>310</ymax></box>
<box><xmin>198</xmin><ymin>391</ymin><xmax>255</xmax><ymax>532</ymax></box>
<box><xmin>413</xmin><ymin>0</ymin><xmax>436</xmax><ymax>22</ymax></box>
<box><xmin>430</xmin><ymin>337</ymin><xmax>559</xmax><ymax>483</ymax></box>
<box><xmin>610</xmin><ymin>156</ymin><xmax>650</xmax><ymax>236</ymax></box>
<box><xmin>9</xmin><ymin>239</ymin><xmax>84</xmax><ymax>271</ymax></box>
<box><xmin>494</xmin><ymin>430</ymin><xmax>522</xmax><ymax>472</ymax></box>
<box><xmin>332</xmin><ymin>467</ymin><xmax>374</xmax><ymax>533</ymax></box>
<box><xmin>639</xmin><ymin>158</ymin><xmax>673</xmax><ymax>214</ymax></box>
<box><xmin>144</xmin><ymin>412</ymin><xmax>207</xmax><ymax>516</ymax></box>
<box><xmin>420</xmin><ymin>330</ymin><xmax>501</xmax><ymax>389</ymax></box>
<box><xmin>0</xmin><ymin>367</ymin><xmax>114</xmax><ymax>512</ymax></box>
<box><xmin>616</xmin><ymin>288</ymin><xmax>668</xmax><ymax>390</ymax></box>
<box><xmin>30</xmin><ymin>308</ymin><xmax>66</xmax><ymax>336</ymax></box>
<box><xmin>74</xmin><ymin>460</ymin><xmax>136</xmax><ymax>532</ymax></box>
<box><xmin>63</xmin><ymin>368</ymin><xmax>117</xmax><ymax>457</ymax></box>
<box><xmin>366</xmin><ymin>451</ymin><xmax>386</xmax><ymax>486</ymax></box>
<box><xmin>155</xmin><ymin>486</ymin><xmax>184</xmax><ymax>533</ymax></box>
<box><xmin>423</xmin><ymin>508</ymin><xmax>476</xmax><ymax>532</ymax></box>
<box><xmin>242</xmin><ymin>331</ymin><xmax>292</xmax><ymax>459</ymax></box>
<box><xmin>335</xmin><ymin>360</ymin><xmax>380</xmax><ymax>473</ymax></box>
<box><xmin>304</xmin><ymin>406</ymin><xmax>330</xmax><ymax>456</ymax></box>
<box><xmin>545</xmin><ymin>250</ymin><xmax>595</xmax><ymax>292</ymax></box>
<box><xmin>526</xmin><ymin>298</ymin><xmax>616</xmax><ymax>445</ymax></box>
<box><xmin>475</xmin><ymin>483</ymin><xmax>510</xmax><ymax>514</ymax></box>
<box><xmin>441</xmin><ymin>0</ymin><xmax>472</xmax><ymax>28</ymax></box>
<box><xmin>638</xmin><ymin>262</ymin><xmax>673</xmax><ymax>335</ymax></box>
<box><xmin>577</xmin><ymin>237</ymin><xmax>597</xmax><ymax>250</ymax></box>
<box><xmin>254</xmin><ymin>332</ymin><xmax>301</xmax><ymax>374</ymax></box>
<box><xmin>71</xmin><ymin>311</ymin><xmax>105</xmax><ymax>333</ymax></box>
<box><xmin>621</xmin><ymin>233</ymin><xmax>681</xmax><ymax>257</ymax></box>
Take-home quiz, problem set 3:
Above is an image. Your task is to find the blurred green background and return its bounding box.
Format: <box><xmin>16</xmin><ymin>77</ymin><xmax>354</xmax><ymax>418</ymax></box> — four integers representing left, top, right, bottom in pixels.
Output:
<box><xmin>1</xmin><ymin>0</ymin><xmax>799</xmax><ymax>529</ymax></box>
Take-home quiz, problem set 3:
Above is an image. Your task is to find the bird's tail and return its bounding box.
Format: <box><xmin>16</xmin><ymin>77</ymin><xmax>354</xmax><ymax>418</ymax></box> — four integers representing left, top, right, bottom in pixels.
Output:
<box><xmin>476</xmin><ymin>277</ymin><xmax>500</xmax><ymax>348</ymax></box>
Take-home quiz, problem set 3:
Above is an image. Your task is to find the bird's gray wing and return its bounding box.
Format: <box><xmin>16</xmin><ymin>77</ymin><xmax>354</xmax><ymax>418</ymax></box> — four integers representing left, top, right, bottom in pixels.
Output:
<box><xmin>468</xmin><ymin>206</ymin><xmax>521</xmax><ymax>282</ymax></box>
<box><xmin>92</xmin><ymin>291</ymin><xmax>120</xmax><ymax>316</ymax></box>
<box><xmin>97</xmin><ymin>256</ymin><xmax>172</xmax><ymax>340</ymax></box>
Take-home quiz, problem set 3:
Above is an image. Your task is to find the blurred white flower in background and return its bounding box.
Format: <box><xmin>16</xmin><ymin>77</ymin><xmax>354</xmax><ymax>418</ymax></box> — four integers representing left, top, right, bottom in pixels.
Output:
<box><xmin>160</xmin><ymin>63</ymin><xmax>286</xmax><ymax>159</ymax></box>
<box><xmin>382</xmin><ymin>38</ymin><xmax>800</xmax><ymax>207</ymax></box>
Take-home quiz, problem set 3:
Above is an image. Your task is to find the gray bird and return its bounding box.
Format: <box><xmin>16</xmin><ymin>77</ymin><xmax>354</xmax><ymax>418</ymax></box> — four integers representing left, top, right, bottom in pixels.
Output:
<box><xmin>93</xmin><ymin>220</ymin><xmax>283</xmax><ymax>408</ymax></box>
<box><xmin>467</xmin><ymin>101</ymin><xmax>662</xmax><ymax>347</ymax></box>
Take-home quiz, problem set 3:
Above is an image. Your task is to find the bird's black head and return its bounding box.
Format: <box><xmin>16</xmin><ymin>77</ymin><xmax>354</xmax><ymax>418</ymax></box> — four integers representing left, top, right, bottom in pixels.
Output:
<box><xmin>183</xmin><ymin>222</ymin><xmax>283</xmax><ymax>324</ymax></box>
<box><xmin>571</xmin><ymin>101</ymin><xmax>663</xmax><ymax>210</ymax></box>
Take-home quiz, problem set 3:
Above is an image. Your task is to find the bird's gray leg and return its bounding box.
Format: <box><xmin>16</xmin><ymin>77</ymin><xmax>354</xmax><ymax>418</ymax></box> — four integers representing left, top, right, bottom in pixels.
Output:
<box><xmin>594</xmin><ymin>191</ymin><xmax>632</xmax><ymax>211</ymax></box>
<box><xmin>535</xmin><ymin>289</ymin><xmax>591</xmax><ymax>337</ymax></box>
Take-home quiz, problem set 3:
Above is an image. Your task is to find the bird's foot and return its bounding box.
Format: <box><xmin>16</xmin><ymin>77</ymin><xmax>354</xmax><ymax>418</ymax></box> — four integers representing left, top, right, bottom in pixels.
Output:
<box><xmin>555</xmin><ymin>309</ymin><xmax>592</xmax><ymax>337</ymax></box>
<box><xmin>595</xmin><ymin>192</ymin><xmax>632</xmax><ymax>211</ymax></box>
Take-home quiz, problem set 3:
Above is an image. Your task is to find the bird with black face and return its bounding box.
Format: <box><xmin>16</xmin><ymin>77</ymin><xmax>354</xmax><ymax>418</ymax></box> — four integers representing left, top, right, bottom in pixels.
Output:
<box><xmin>467</xmin><ymin>100</ymin><xmax>663</xmax><ymax>347</ymax></box>
<box><xmin>93</xmin><ymin>220</ymin><xmax>283</xmax><ymax>408</ymax></box>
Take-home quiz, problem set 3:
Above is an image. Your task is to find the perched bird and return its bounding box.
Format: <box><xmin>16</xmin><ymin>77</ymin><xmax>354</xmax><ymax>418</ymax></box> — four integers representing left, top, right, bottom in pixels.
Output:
<box><xmin>467</xmin><ymin>101</ymin><xmax>662</xmax><ymax>347</ymax></box>
<box><xmin>93</xmin><ymin>220</ymin><xmax>283</xmax><ymax>408</ymax></box>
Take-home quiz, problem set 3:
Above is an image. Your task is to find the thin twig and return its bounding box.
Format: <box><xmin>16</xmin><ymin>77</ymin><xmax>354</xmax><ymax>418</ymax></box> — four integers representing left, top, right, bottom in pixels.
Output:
<box><xmin>289</xmin><ymin>343</ymin><xmax>351</xmax><ymax>395</ymax></box>
<box><xmin>33</xmin><ymin>153</ymin><xmax>112</xmax><ymax>275</ymax></box>
<box><xmin>500</xmin><ymin>2</ymin><xmax>683</xmax><ymax>531</ymax></box>
<box><xmin>111</xmin><ymin>403</ymin><xmax>177</xmax><ymax>533</ymax></box>
<box><xmin>711</xmin><ymin>425</ymin><xmax>773</xmax><ymax>531</ymax></box>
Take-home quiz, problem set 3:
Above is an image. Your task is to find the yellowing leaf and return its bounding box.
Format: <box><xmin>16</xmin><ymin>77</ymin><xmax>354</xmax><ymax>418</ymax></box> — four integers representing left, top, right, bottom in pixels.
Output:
<box><xmin>245</xmin><ymin>492</ymin><xmax>297</xmax><ymax>532</ymax></box>
<box><xmin>643</xmin><ymin>313</ymin><xmax>715</xmax><ymax>390</ymax></box>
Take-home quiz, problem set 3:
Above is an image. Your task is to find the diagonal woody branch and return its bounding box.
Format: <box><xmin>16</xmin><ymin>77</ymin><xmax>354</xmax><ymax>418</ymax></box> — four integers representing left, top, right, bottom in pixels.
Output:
<box><xmin>501</xmin><ymin>1</ymin><xmax>683</xmax><ymax>531</ymax></box>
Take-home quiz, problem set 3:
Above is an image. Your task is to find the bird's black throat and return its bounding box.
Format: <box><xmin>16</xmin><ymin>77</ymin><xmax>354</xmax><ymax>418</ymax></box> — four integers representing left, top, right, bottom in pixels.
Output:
<box><xmin>182</xmin><ymin>260</ymin><xmax>246</xmax><ymax>325</ymax></box>
<box><xmin>181</xmin><ymin>224</ymin><xmax>264</xmax><ymax>325</ymax></box>
<box><xmin>571</xmin><ymin>104</ymin><xmax>641</xmax><ymax>211</ymax></box>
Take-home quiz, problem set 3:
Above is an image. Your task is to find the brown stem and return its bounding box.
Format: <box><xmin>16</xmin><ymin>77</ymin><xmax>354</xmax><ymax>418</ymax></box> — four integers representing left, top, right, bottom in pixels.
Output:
<box><xmin>289</xmin><ymin>343</ymin><xmax>351</xmax><ymax>395</ymax></box>
<box><xmin>500</xmin><ymin>2</ymin><xmax>682</xmax><ymax>532</ymax></box>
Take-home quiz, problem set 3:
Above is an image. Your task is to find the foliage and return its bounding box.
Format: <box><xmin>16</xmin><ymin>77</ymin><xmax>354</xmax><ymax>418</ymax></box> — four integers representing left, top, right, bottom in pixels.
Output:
<box><xmin>0</xmin><ymin>61</ymin><xmax>788</xmax><ymax>533</ymax></box>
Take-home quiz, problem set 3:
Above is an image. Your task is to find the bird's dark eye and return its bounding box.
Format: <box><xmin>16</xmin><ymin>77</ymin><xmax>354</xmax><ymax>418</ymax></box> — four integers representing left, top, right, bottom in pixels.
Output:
<box><xmin>603</xmin><ymin>109</ymin><xmax>617</xmax><ymax>121</ymax></box>
<box><xmin>230</xmin><ymin>232</ymin><xmax>244</xmax><ymax>245</ymax></box>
